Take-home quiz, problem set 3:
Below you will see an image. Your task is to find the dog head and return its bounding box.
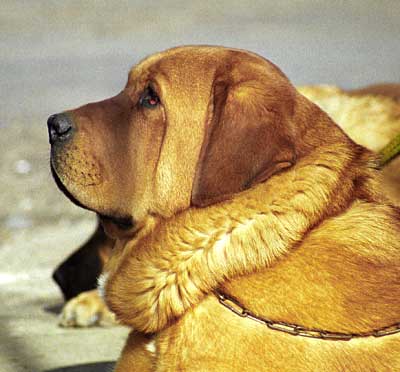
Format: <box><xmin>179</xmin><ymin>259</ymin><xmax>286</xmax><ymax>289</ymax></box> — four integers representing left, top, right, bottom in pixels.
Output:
<box><xmin>48</xmin><ymin>46</ymin><xmax>337</xmax><ymax>238</ymax></box>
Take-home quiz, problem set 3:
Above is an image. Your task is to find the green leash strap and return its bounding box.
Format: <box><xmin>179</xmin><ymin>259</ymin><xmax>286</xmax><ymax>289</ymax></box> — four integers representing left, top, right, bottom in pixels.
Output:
<box><xmin>378</xmin><ymin>133</ymin><xmax>400</xmax><ymax>168</ymax></box>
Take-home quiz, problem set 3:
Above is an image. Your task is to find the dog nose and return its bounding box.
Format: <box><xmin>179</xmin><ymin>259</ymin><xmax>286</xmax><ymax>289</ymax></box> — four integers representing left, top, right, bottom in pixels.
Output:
<box><xmin>47</xmin><ymin>113</ymin><xmax>74</xmax><ymax>144</ymax></box>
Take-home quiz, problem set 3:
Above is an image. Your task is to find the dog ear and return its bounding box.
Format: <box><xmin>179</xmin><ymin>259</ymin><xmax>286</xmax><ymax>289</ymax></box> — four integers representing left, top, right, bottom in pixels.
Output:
<box><xmin>191</xmin><ymin>79</ymin><xmax>297</xmax><ymax>207</ymax></box>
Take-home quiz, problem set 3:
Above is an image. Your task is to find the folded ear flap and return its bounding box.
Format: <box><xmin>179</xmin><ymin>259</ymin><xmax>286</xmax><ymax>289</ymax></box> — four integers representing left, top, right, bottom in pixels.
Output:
<box><xmin>191</xmin><ymin>81</ymin><xmax>297</xmax><ymax>207</ymax></box>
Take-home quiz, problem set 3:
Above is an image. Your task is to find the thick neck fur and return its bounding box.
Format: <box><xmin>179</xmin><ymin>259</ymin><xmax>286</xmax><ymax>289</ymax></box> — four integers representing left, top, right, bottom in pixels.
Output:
<box><xmin>104</xmin><ymin>131</ymin><xmax>400</xmax><ymax>335</ymax></box>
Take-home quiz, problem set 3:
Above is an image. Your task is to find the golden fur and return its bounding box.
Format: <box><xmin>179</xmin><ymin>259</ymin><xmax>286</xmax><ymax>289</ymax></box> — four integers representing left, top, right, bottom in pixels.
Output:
<box><xmin>49</xmin><ymin>46</ymin><xmax>400</xmax><ymax>371</ymax></box>
<box><xmin>299</xmin><ymin>85</ymin><xmax>400</xmax><ymax>153</ymax></box>
<box><xmin>57</xmin><ymin>83</ymin><xmax>400</xmax><ymax>330</ymax></box>
<box><xmin>299</xmin><ymin>85</ymin><xmax>400</xmax><ymax>204</ymax></box>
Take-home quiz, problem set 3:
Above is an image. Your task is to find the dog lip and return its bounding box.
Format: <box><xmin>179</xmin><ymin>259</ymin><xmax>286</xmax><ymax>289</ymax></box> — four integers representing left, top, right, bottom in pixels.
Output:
<box><xmin>50</xmin><ymin>164</ymin><xmax>91</xmax><ymax>211</ymax></box>
<box><xmin>51</xmin><ymin>164</ymin><xmax>134</xmax><ymax>231</ymax></box>
<box><xmin>98</xmin><ymin>213</ymin><xmax>134</xmax><ymax>230</ymax></box>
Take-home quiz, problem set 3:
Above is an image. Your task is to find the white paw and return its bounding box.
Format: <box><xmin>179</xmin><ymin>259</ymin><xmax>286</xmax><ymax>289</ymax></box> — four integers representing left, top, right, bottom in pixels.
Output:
<box><xmin>59</xmin><ymin>289</ymin><xmax>117</xmax><ymax>327</ymax></box>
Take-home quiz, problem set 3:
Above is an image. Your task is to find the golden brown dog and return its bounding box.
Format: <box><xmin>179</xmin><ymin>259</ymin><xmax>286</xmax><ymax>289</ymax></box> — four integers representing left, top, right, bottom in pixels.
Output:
<box><xmin>55</xmin><ymin>83</ymin><xmax>400</xmax><ymax>330</ymax></box>
<box><xmin>49</xmin><ymin>46</ymin><xmax>400</xmax><ymax>371</ymax></box>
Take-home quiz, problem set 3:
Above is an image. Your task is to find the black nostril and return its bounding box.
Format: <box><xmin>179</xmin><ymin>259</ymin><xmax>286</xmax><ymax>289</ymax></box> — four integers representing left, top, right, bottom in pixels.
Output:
<box><xmin>47</xmin><ymin>113</ymin><xmax>74</xmax><ymax>144</ymax></box>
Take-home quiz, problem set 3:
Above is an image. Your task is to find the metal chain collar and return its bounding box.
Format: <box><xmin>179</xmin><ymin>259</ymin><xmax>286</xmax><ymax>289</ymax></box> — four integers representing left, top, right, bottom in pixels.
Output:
<box><xmin>216</xmin><ymin>291</ymin><xmax>400</xmax><ymax>341</ymax></box>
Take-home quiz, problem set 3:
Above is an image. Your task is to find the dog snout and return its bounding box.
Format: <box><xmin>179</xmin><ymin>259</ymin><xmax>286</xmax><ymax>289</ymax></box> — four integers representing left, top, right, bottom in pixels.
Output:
<box><xmin>47</xmin><ymin>113</ymin><xmax>74</xmax><ymax>144</ymax></box>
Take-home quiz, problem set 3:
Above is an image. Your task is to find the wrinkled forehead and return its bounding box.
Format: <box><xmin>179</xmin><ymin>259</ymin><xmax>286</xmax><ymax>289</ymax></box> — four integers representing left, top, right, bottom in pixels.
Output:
<box><xmin>125</xmin><ymin>46</ymin><xmax>285</xmax><ymax>92</ymax></box>
<box><xmin>126</xmin><ymin>47</ymin><xmax>223</xmax><ymax>93</ymax></box>
<box><xmin>123</xmin><ymin>46</ymin><xmax>295</xmax><ymax>124</ymax></box>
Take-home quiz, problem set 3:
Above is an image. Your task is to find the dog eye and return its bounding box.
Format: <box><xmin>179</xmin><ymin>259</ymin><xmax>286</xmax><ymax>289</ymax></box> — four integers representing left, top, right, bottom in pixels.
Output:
<box><xmin>139</xmin><ymin>87</ymin><xmax>160</xmax><ymax>108</ymax></box>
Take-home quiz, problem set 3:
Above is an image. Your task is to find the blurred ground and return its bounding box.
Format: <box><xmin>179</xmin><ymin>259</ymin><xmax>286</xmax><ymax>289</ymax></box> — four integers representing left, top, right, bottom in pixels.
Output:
<box><xmin>0</xmin><ymin>1</ymin><xmax>399</xmax><ymax>371</ymax></box>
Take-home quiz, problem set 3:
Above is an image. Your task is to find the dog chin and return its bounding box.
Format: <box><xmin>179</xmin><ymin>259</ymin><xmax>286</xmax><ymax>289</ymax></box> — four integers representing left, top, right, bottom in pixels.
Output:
<box><xmin>97</xmin><ymin>272</ymin><xmax>109</xmax><ymax>300</ymax></box>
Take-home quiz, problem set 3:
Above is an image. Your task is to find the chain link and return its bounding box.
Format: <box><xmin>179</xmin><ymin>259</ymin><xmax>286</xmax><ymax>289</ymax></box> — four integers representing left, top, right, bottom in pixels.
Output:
<box><xmin>216</xmin><ymin>291</ymin><xmax>400</xmax><ymax>341</ymax></box>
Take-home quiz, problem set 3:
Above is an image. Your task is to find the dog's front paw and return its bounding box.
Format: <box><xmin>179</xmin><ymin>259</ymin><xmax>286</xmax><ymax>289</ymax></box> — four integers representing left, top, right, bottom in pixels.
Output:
<box><xmin>59</xmin><ymin>289</ymin><xmax>117</xmax><ymax>327</ymax></box>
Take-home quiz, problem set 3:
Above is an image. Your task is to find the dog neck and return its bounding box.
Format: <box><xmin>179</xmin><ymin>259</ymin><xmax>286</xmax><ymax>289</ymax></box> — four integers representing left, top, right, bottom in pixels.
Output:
<box><xmin>105</xmin><ymin>141</ymin><xmax>390</xmax><ymax>334</ymax></box>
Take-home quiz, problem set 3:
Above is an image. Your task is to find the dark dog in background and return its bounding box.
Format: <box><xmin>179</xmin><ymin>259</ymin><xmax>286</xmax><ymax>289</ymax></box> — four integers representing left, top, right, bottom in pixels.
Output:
<box><xmin>53</xmin><ymin>219</ymin><xmax>112</xmax><ymax>301</ymax></box>
<box><xmin>53</xmin><ymin>220</ymin><xmax>116</xmax><ymax>326</ymax></box>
